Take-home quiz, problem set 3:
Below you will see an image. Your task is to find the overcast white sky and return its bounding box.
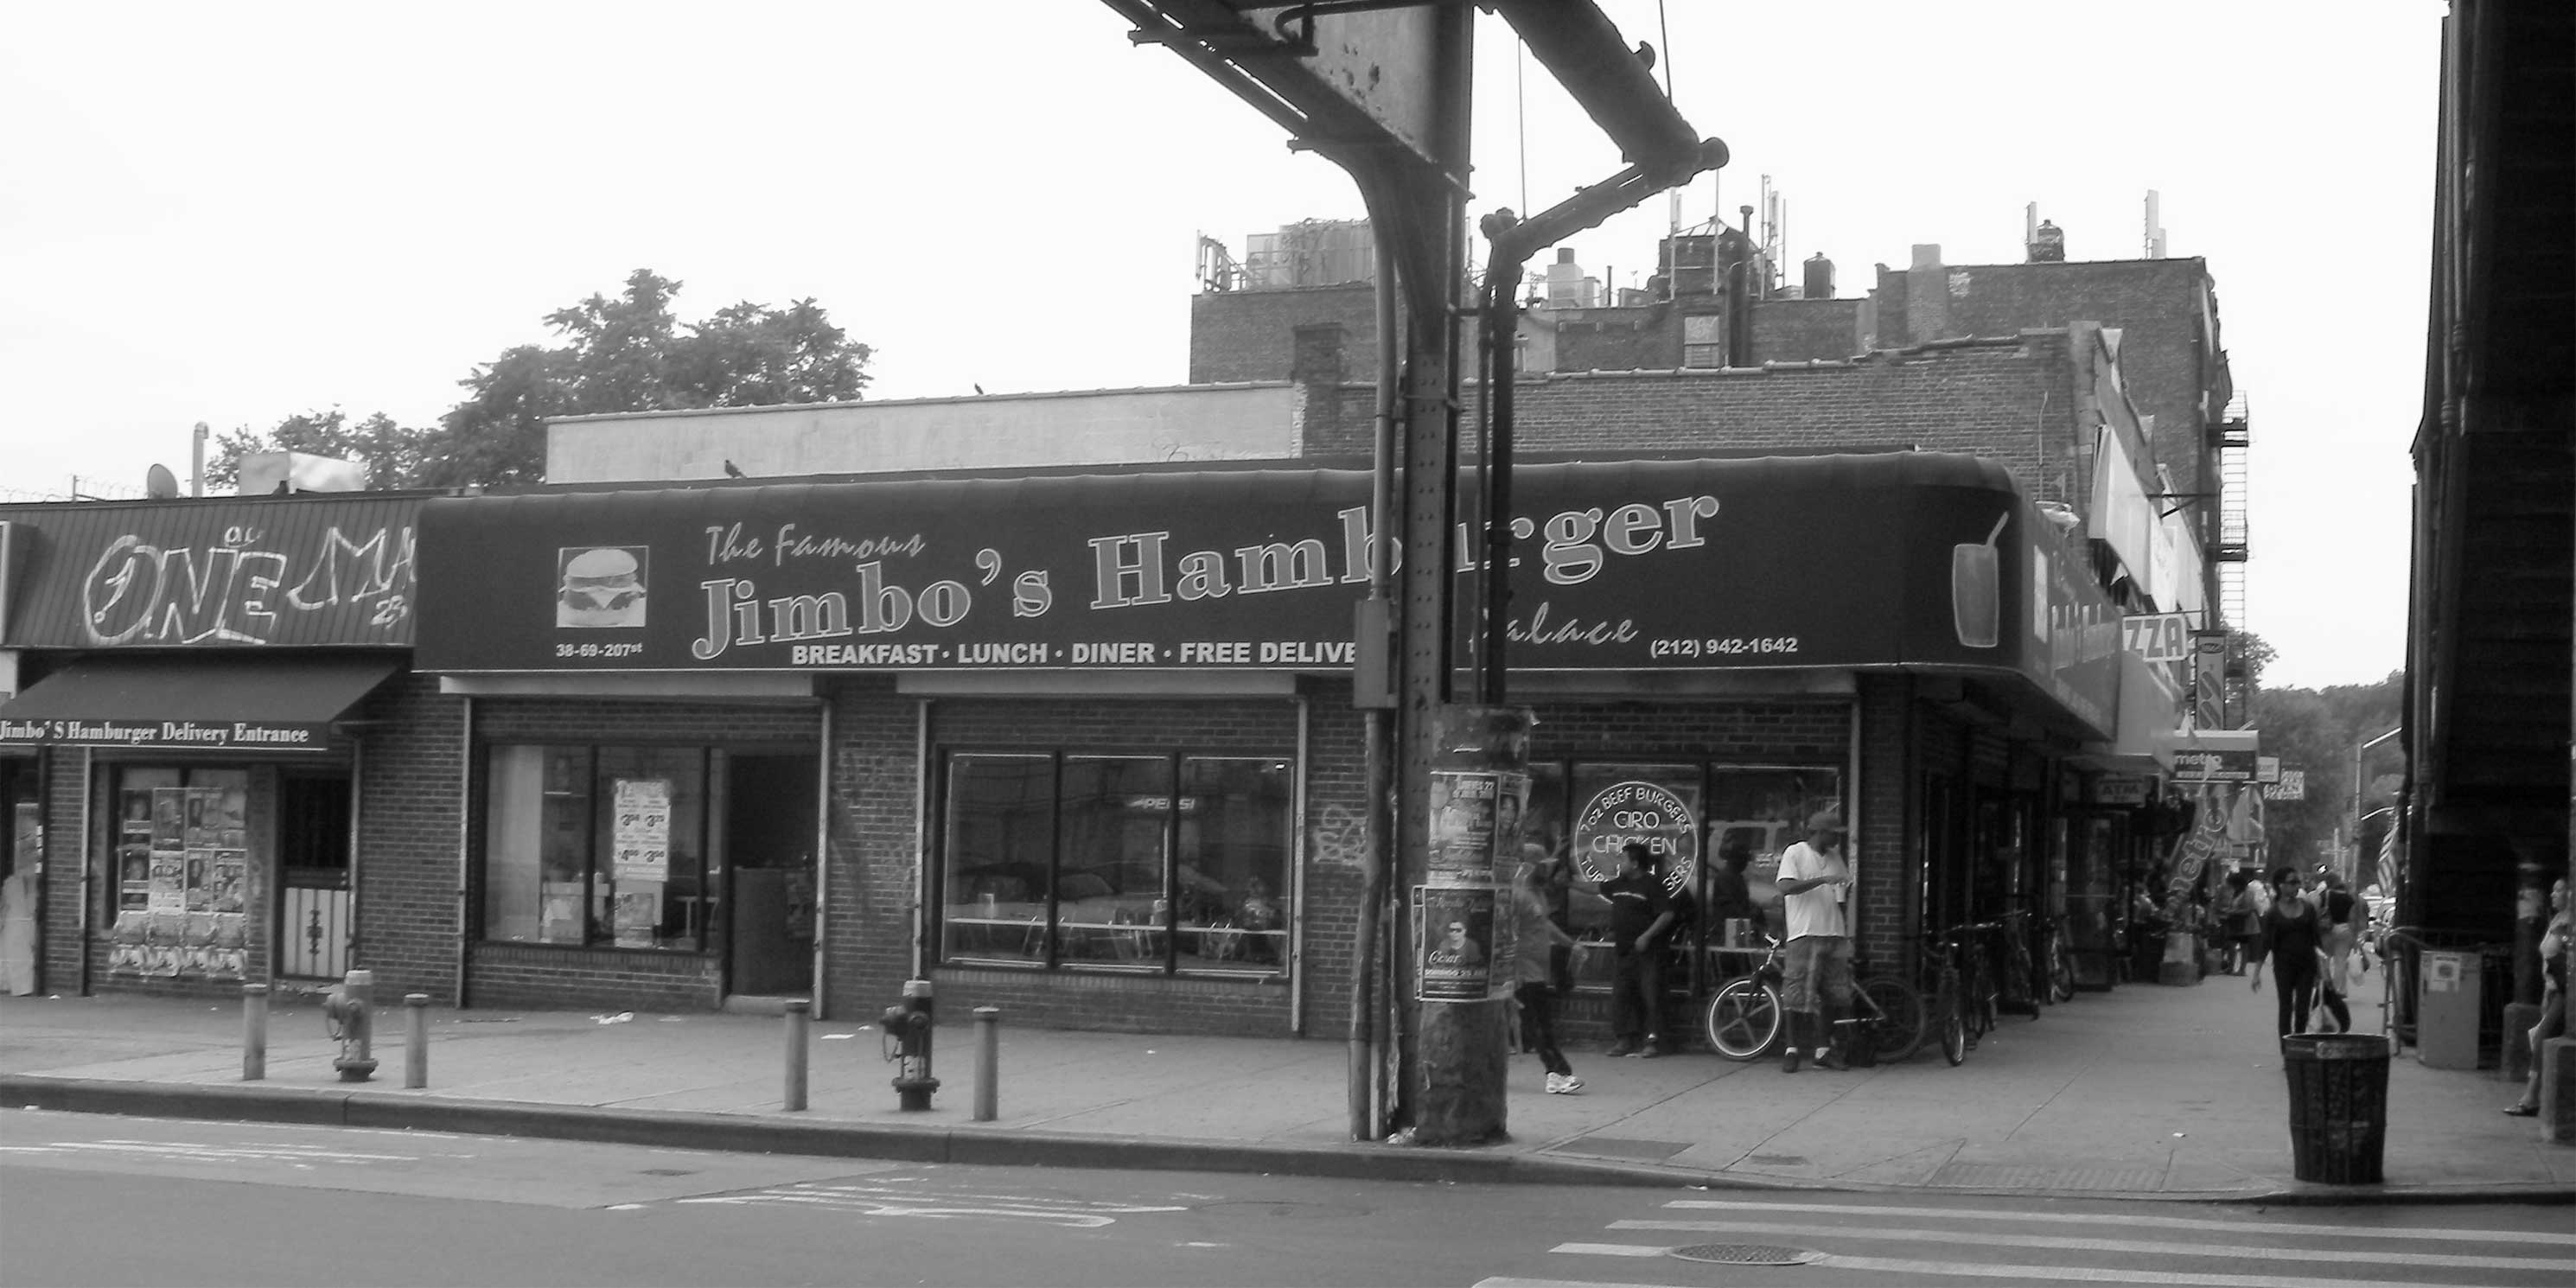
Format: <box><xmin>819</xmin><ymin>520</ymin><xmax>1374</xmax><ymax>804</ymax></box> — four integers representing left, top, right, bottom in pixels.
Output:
<box><xmin>0</xmin><ymin>1</ymin><xmax>2436</xmax><ymax>689</ymax></box>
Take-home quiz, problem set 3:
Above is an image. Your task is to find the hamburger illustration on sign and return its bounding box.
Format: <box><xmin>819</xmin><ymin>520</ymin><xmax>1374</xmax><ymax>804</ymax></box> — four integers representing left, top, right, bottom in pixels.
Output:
<box><xmin>558</xmin><ymin>546</ymin><xmax>648</xmax><ymax>628</ymax></box>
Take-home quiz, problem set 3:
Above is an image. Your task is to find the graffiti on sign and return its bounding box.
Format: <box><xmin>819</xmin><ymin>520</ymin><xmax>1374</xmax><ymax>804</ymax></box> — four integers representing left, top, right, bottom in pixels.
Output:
<box><xmin>81</xmin><ymin>524</ymin><xmax>415</xmax><ymax>645</ymax></box>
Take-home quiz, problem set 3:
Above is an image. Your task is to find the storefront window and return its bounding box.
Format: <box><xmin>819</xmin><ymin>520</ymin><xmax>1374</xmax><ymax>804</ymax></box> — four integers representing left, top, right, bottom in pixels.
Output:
<box><xmin>481</xmin><ymin>744</ymin><xmax>708</xmax><ymax>951</ymax></box>
<box><xmin>938</xmin><ymin>750</ymin><xmax>1291</xmax><ymax>978</ymax></box>
<box><xmin>1527</xmin><ymin>760</ymin><xmax>1839</xmax><ymax>992</ymax></box>
<box><xmin>103</xmin><ymin>766</ymin><xmax>250</xmax><ymax>980</ymax></box>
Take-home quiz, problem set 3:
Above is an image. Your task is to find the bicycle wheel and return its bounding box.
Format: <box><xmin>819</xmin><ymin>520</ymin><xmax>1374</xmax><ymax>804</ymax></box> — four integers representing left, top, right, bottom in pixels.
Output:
<box><xmin>1704</xmin><ymin>977</ymin><xmax>1782</xmax><ymax>1061</ymax></box>
<box><xmin>1940</xmin><ymin>994</ymin><xmax>1967</xmax><ymax>1065</ymax></box>
<box><xmin>1857</xmin><ymin>975</ymin><xmax>1926</xmax><ymax>1062</ymax></box>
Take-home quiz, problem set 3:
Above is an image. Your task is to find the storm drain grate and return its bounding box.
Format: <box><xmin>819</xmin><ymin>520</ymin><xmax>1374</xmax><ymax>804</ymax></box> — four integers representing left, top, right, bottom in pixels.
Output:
<box><xmin>1670</xmin><ymin>1243</ymin><xmax>1821</xmax><ymax>1266</ymax></box>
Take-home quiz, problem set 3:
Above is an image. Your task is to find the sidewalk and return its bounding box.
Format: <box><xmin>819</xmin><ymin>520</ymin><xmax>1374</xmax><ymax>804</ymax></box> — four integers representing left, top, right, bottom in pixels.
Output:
<box><xmin>3</xmin><ymin>966</ymin><xmax>2569</xmax><ymax>1204</ymax></box>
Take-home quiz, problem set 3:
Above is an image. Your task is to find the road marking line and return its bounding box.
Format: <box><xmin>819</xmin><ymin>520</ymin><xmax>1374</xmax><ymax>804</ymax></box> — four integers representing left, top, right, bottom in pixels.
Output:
<box><xmin>1663</xmin><ymin>1198</ymin><xmax>2576</xmax><ymax>1246</ymax></box>
<box><xmin>1811</xmin><ymin>1253</ymin><xmax>2532</xmax><ymax>1287</ymax></box>
<box><xmin>1613</xmin><ymin>1221</ymin><xmax>2575</xmax><ymax>1273</ymax></box>
<box><xmin>1549</xmin><ymin>1244</ymin><xmax>1666</xmax><ymax>1258</ymax></box>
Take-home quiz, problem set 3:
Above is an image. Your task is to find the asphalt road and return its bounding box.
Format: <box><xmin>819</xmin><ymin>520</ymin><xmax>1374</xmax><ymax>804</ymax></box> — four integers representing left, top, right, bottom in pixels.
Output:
<box><xmin>3</xmin><ymin>1110</ymin><xmax>2569</xmax><ymax>1287</ymax></box>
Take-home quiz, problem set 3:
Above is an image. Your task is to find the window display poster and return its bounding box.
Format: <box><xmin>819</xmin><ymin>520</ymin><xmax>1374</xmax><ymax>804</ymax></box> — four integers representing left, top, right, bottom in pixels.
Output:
<box><xmin>1416</xmin><ymin>885</ymin><xmax>1511</xmax><ymax>1003</ymax></box>
<box><xmin>612</xmin><ymin>778</ymin><xmax>672</xmax><ymax>883</ymax></box>
<box><xmin>613</xmin><ymin>885</ymin><xmax>661</xmax><ymax>948</ymax></box>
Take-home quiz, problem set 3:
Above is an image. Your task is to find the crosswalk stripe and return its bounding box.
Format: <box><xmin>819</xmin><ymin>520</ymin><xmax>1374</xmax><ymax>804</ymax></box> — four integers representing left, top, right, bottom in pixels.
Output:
<box><xmin>1548</xmin><ymin>1244</ymin><xmax>1667</xmax><ymax>1258</ymax></box>
<box><xmin>1611</xmin><ymin>1220</ymin><xmax>2575</xmax><ymax>1274</ymax></box>
<box><xmin>1522</xmin><ymin>1251</ymin><xmax>2533</xmax><ymax>1288</ymax></box>
<box><xmin>1662</xmin><ymin>1198</ymin><xmax>2576</xmax><ymax>1247</ymax></box>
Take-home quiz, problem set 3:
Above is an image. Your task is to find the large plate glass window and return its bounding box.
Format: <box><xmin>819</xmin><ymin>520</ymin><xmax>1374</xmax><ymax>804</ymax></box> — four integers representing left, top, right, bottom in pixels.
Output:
<box><xmin>100</xmin><ymin>766</ymin><xmax>251</xmax><ymax>980</ymax></box>
<box><xmin>938</xmin><ymin>750</ymin><xmax>1291</xmax><ymax>978</ymax></box>
<box><xmin>481</xmin><ymin>744</ymin><xmax>709</xmax><ymax>951</ymax></box>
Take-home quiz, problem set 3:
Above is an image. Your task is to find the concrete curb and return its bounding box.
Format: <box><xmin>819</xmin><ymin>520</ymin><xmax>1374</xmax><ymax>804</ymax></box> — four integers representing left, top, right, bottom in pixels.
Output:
<box><xmin>5</xmin><ymin>1074</ymin><xmax>2568</xmax><ymax>1205</ymax></box>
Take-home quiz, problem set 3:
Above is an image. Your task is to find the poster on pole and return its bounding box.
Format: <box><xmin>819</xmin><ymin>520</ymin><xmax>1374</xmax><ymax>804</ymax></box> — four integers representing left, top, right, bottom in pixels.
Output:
<box><xmin>1426</xmin><ymin>770</ymin><xmax>1531</xmax><ymax>884</ymax></box>
<box><xmin>1415</xmin><ymin>885</ymin><xmax>1509</xmax><ymax>1002</ymax></box>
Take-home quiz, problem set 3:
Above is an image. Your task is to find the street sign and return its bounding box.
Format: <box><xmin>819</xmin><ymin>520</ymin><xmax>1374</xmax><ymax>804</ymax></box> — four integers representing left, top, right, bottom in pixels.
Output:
<box><xmin>2256</xmin><ymin>756</ymin><xmax>2281</xmax><ymax>783</ymax></box>
<box><xmin>2173</xmin><ymin>749</ymin><xmax>2256</xmax><ymax>782</ymax></box>
<box><xmin>2121</xmin><ymin>611</ymin><xmax>2193</xmax><ymax>663</ymax></box>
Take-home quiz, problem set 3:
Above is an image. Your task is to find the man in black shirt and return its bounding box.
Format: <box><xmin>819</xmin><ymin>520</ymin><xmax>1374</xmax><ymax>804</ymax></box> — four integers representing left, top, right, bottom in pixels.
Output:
<box><xmin>1604</xmin><ymin>841</ymin><xmax>1678</xmax><ymax>1056</ymax></box>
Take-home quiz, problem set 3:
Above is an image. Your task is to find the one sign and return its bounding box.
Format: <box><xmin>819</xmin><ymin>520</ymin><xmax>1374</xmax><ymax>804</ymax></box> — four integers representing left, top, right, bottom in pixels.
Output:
<box><xmin>416</xmin><ymin>456</ymin><xmax>2122</xmax><ymax>738</ymax></box>
<box><xmin>2264</xmin><ymin>770</ymin><xmax>2307</xmax><ymax>802</ymax></box>
<box><xmin>2255</xmin><ymin>756</ymin><xmax>2281</xmax><ymax>784</ymax></box>
<box><xmin>2172</xmin><ymin>749</ymin><xmax>2256</xmax><ymax>782</ymax></box>
<box><xmin>1569</xmin><ymin>780</ymin><xmax>1699</xmax><ymax>894</ymax></box>
<box><xmin>2120</xmin><ymin>611</ymin><xmax>2193</xmax><ymax>664</ymax></box>
<box><xmin>1</xmin><ymin>496</ymin><xmax>420</xmax><ymax>647</ymax></box>
<box><xmin>2091</xmin><ymin>776</ymin><xmax>2150</xmax><ymax>807</ymax></box>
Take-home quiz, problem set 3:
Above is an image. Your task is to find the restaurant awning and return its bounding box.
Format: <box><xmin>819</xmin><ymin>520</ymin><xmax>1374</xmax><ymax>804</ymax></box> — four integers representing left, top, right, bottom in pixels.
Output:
<box><xmin>0</xmin><ymin>655</ymin><xmax>400</xmax><ymax>752</ymax></box>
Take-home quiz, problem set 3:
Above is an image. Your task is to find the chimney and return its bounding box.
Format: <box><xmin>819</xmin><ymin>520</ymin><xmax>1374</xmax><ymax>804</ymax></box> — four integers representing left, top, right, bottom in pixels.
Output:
<box><xmin>2027</xmin><ymin>219</ymin><xmax>2066</xmax><ymax>263</ymax></box>
<box><xmin>1906</xmin><ymin>244</ymin><xmax>1950</xmax><ymax>343</ymax></box>
<box><xmin>1802</xmin><ymin>252</ymin><xmax>1834</xmax><ymax>301</ymax></box>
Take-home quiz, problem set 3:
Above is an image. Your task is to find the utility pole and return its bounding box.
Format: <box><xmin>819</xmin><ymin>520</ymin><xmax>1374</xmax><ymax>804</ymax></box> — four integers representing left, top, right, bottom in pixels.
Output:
<box><xmin>1106</xmin><ymin>0</ymin><xmax>1721</xmax><ymax>1149</ymax></box>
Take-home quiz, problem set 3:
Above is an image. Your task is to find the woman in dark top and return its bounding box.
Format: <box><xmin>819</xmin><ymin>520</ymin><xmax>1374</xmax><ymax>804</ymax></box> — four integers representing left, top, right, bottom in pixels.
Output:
<box><xmin>2252</xmin><ymin>866</ymin><xmax>2327</xmax><ymax>1036</ymax></box>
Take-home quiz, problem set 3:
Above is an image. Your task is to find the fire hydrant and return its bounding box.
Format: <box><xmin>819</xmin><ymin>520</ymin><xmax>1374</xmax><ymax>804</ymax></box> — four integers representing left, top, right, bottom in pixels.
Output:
<box><xmin>879</xmin><ymin>978</ymin><xmax>939</xmax><ymax>1111</ymax></box>
<box><xmin>322</xmin><ymin>968</ymin><xmax>377</xmax><ymax>1082</ymax></box>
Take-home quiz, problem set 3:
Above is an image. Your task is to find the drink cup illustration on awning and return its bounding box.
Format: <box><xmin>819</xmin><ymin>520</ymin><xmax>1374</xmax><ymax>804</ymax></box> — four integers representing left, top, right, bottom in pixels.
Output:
<box><xmin>1952</xmin><ymin>513</ymin><xmax>2008</xmax><ymax>648</ymax></box>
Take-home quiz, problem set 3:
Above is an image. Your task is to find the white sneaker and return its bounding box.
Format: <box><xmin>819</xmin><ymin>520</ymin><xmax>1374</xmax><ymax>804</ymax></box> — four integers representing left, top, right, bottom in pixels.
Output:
<box><xmin>1546</xmin><ymin>1072</ymin><xmax>1583</xmax><ymax>1094</ymax></box>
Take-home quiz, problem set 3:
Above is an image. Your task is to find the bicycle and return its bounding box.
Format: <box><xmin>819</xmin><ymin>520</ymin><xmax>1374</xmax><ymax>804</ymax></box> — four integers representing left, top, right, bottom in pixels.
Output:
<box><xmin>2040</xmin><ymin>913</ymin><xmax>2076</xmax><ymax>1004</ymax></box>
<box><xmin>1956</xmin><ymin>919</ymin><xmax>2000</xmax><ymax>1045</ymax></box>
<box><xmin>1701</xmin><ymin>931</ymin><xmax>1923</xmax><ymax>1064</ymax></box>
<box><xmin>1913</xmin><ymin>922</ymin><xmax>1974</xmax><ymax>1065</ymax></box>
<box><xmin>1994</xmin><ymin>909</ymin><xmax>2044</xmax><ymax>1017</ymax></box>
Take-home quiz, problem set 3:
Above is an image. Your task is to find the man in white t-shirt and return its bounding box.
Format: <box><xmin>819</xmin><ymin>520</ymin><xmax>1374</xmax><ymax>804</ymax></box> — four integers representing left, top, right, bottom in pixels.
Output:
<box><xmin>1775</xmin><ymin>808</ymin><xmax>1854</xmax><ymax>1072</ymax></box>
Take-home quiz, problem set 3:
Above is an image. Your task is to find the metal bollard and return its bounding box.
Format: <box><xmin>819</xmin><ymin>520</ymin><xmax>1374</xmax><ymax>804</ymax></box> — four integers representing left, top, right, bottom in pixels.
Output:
<box><xmin>404</xmin><ymin>994</ymin><xmax>430</xmax><ymax>1089</ymax></box>
<box><xmin>972</xmin><ymin>1006</ymin><xmax>1000</xmax><ymax>1122</ymax></box>
<box><xmin>241</xmin><ymin>984</ymin><xmax>269</xmax><ymax>1081</ymax></box>
<box><xmin>783</xmin><ymin>999</ymin><xmax>811</xmax><ymax>1112</ymax></box>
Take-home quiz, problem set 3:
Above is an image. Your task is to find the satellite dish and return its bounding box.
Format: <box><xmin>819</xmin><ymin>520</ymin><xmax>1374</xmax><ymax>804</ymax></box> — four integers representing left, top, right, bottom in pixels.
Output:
<box><xmin>144</xmin><ymin>463</ymin><xmax>181</xmax><ymax>500</ymax></box>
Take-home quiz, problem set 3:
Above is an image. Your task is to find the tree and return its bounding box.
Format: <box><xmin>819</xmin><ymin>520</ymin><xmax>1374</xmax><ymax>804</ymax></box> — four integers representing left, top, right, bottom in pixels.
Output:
<box><xmin>205</xmin><ymin>408</ymin><xmax>433</xmax><ymax>492</ymax></box>
<box><xmin>2249</xmin><ymin>666</ymin><xmax>2403</xmax><ymax>869</ymax></box>
<box><xmin>423</xmin><ymin>270</ymin><xmax>872</xmax><ymax>488</ymax></box>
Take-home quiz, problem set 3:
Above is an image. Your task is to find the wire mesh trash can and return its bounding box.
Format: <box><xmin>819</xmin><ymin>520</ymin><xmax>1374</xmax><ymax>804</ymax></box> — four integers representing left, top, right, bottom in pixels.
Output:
<box><xmin>2280</xmin><ymin>1033</ymin><xmax>2389</xmax><ymax>1183</ymax></box>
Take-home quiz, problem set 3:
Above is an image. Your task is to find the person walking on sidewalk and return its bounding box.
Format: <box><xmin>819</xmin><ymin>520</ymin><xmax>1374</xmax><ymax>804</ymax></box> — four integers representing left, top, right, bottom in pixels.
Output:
<box><xmin>2504</xmin><ymin>877</ymin><xmax>2569</xmax><ymax>1119</ymax></box>
<box><xmin>1514</xmin><ymin>858</ymin><xmax>1583</xmax><ymax>1094</ymax></box>
<box><xmin>2315</xmin><ymin>872</ymin><xmax>2362</xmax><ymax>1032</ymax></box>
<box><xmin>1603</xmin><ymin>842</ymin><xmax>1676</xmax><ymax>1057</ymax></box>
<box><xmin>2251</xmin><ymin>866</ymin><xmax>2326</xmax><ymax>1037</ymax></box>
<box><xmin>1776</xmin><ymin>809</ymin><xmax>1855</xmax><ymax>1073</ymax></box>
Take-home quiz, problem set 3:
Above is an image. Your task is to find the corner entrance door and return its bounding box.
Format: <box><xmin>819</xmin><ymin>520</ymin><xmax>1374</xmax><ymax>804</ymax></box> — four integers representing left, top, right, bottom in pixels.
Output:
<box><xmin>725</xmin><ymin>754</ymin><xmax>819</xmax><ymax>997</ymax></box>
<box><xmin>277</xmin><ymin>771</ymin><xmax>354</xmax><ymax>980</ymax></box>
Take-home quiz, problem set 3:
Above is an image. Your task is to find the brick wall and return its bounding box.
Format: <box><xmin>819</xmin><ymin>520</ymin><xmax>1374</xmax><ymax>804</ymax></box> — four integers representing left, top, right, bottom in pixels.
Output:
<box><xmin>1750</xmin><ymin>298</ymin><xmax>1865</xmax><ymax>362</ymax></box>
<box><xmin>352</xmin><ymin>673</ymin><xmax>462</xmax><ymax>1003</ymax></box>
<box><xmin>1871</xmin><ymin>257</ymin><xmax>2216</xmax><ymax>505</ymax></box>
<box><xmin>1304</xmin><ymin>335</ymin><xmax>2085</xmax><ymax>506</ymax></box>
<box><xmin>1191</xmin><ymin>284</ymin><xmax>1387</xmax><ymax>386</ymax></box>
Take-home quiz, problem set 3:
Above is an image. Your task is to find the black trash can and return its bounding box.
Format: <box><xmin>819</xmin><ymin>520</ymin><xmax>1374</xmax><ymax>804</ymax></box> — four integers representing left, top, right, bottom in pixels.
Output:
<box><xmin>2280</xmin><ymin>1033</ymin><xmax>2390</xmax><ymax>1184</ymax></box>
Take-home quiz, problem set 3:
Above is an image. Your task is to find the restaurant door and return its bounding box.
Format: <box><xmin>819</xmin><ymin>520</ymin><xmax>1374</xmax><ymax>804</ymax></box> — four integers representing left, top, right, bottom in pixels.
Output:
<box><xmin>276</xmin><ymin>770</ymin><xmax>354</xmax><ymax>980</ymax></box>
<box><xmin>724</xmin><ymin>754</ymin><xmax>818</xmax><ymax>997</ymax></box>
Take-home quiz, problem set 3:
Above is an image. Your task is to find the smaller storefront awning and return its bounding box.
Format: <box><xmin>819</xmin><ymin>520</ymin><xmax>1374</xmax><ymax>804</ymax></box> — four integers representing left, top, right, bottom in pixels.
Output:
<box><xmin>0</xmin><ymin>655</ymin><xmax>399</xmax><ymax>752</ymax></box>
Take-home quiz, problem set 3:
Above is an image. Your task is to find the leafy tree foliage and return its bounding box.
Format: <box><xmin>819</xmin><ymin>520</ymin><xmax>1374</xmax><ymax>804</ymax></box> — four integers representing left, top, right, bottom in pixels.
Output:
<box><xmin>206</xmin><ymin>409</ymin><xmax>431</xmax><ymax>491</ymax></box>
<box><xmin>2248</xmin><ymin>647</ymin><xmax>2402</xmax><ymax>871</ymax></box>
<box><xmin>212</xmin><ymin>269</ymin><xmax>871</xmax><ymax>490</ymax></box>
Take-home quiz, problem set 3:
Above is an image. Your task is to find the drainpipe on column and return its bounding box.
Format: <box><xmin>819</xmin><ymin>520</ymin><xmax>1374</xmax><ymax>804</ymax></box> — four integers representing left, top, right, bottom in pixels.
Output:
<box><xmin>1289</xmin><ymin>692</ymin><xmax>1310</xmax><ymax>1036</ymax></box>
<box><xmin>454</xmin><ymin>697</ymin><xmax>472</xmax><ymax>1007</ymax></box>
<box><xmin>812</xmin><ymin>698</ymin><xmax>832</xmax><ymax>1018</ymax></box>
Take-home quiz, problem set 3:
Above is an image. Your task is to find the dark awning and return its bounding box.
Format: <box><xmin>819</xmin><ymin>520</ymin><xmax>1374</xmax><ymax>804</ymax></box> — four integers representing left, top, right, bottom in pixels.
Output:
<box><xmin>0</xmin><ymin>655</ymin><xmax>399</xmax><ymax>752</ymax></box>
